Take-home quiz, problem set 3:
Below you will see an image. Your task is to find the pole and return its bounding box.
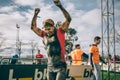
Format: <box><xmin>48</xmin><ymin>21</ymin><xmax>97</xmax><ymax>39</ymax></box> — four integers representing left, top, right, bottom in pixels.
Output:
<box><xmin>16</xmin><ymin>24</ymin><xmax>21</xmax><ymax>60</ymax></box>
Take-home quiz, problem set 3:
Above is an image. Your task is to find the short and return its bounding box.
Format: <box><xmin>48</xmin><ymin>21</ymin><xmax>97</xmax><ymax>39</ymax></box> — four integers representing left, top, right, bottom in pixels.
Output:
<box><xmin>47</xmin><ymin>62</ymin><xmax>67</xmax><ymax>80</ymax></box>
<box><xmin>47</xmin><ymin>67</ymin><xmax>66</xmax><ymax>80</ymax></box>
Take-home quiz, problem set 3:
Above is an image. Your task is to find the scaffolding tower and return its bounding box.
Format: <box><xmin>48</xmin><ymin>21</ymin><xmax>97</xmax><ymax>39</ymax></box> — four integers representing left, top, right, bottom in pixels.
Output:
<box><xmin>101</xmin><ymin>0</ymin><xmax>116</xmax><ymax>80</ymax></box>
<box><xmin>16</xmin><ymin>24</ymin><xmax>21</xmax><ymax>59</ymax></box>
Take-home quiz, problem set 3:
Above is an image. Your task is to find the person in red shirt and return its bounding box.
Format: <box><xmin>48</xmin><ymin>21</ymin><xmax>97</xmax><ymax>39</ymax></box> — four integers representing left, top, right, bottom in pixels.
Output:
<box><xmin>35</xmin><ymin>49</ymin><xmax>44</xmax><ymax>64</ymax></box>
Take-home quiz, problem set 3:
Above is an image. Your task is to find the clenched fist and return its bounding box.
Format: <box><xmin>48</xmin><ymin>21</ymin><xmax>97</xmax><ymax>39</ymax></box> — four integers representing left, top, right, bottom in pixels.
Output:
<box><xmin>34</xmin><ymin>8</ymin><xmax>40</xmax><ymax>15</ymax></box>
<box><xmin>53</xmin><ymin>0</ymin><xmax>62</xmax><ymax>7</ymax></box>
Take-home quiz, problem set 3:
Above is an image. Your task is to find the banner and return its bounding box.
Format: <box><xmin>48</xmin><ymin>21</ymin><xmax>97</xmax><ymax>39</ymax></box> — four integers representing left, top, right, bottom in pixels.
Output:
<box><xmin>67</xmin><ymin>65</ymin><xmax>92</xmax><ymax>80</ymax></box>
<box><xmin>0</xmin><ymin>65</ymin><xmax>47</xmax><ymax>80</ymax></box>
<box><xmin>0</xmin><ymin>65</ymin><xmax>92</xmax><ymax>80</ymax></box>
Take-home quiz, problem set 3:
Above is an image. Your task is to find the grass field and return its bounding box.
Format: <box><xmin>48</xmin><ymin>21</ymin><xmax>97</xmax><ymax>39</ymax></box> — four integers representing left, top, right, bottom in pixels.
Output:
<box><xmin>101</xmin><ymin>70</ymin><xmax>120</xmax><ymax>80</ymax></box>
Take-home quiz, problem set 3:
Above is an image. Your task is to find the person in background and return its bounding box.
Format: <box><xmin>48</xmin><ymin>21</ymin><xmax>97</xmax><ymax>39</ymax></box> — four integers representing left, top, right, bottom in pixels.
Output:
<box><xmin>68</xmin><ymin>44</ymin><xmax>88</xmax><ymax>65</ymax></box>
<box><xmin>89</xmin><ymin>36</ymin><xmax>106</xmax><ymax>80</ymax></box>
<box><xmin>35</xmin><ymin>49</ymin><xmax>44</xmax><ymax>64</ymax></box>
<box><xmin>10</xmin><ymin>54</ymin><xmax>18</xmax><ymax>64</ymax></box>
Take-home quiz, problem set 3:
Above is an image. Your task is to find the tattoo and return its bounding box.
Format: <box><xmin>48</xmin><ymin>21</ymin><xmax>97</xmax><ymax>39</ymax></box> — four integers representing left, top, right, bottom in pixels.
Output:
<box><xmin>31</xmin><ymin>15</ymin><xmax>37</xmax><ymax>29</ymax></box>
<box><xmin>38</xmin><ymin>28</ymin><xmax>41</xmax><ymax>32</ymax></box>
<box><xmin>31</xmin><ymin>23</ymin><xmax>34</xmax><ymax>29</ymax></box>
<box><xmin>31</xmin><ymin>26</ymin><xmax>33</xmax><ymax>29</ymax></box>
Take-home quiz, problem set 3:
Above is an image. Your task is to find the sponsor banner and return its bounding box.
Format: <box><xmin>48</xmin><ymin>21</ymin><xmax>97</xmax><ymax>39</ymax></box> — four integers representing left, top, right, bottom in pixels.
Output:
<box><xmin>0</xmin><ymin>65</ymin><xmax>92</xmax><ymax>80</ymax></box>
<box><xmin>0</xmin><ymin>65</ymin><xmax>47</xmax><ymax>80</ymax></box>
<box><xmin>67</xmin><ymin>65</ymin><xmax>93</xmax><ymax>80</ymax></box>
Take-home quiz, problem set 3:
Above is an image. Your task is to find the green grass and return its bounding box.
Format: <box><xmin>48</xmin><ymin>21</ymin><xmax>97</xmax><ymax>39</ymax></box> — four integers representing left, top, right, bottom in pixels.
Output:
<box><xmin>101</xmin><ymin>70</ymin><xmax>120</xmax><ymax>80</ymax></box>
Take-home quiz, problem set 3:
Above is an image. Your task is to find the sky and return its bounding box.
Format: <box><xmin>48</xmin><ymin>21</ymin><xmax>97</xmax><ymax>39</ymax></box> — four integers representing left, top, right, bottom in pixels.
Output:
<box><xmin>0</xmin><ymin>0</ymin><xmax>120</xmax><ymax>57</ymax></box>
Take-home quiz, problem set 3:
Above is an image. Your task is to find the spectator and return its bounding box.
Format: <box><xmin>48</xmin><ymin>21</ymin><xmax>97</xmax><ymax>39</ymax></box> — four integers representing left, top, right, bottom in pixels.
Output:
<box><xmin>35</xmin><ymin>49</ymin><xmax>44</xmax><ymax>64</ymax></box>
<box><xmin>89</xmin><ymin>36</ymin><xmax>106</xmax><ymax>80</ymax></box>
<box><xmin>10</xmin><ymin>54</ymin><xmax>18</xmax><ymax>64</ymax></box>
<box><xmin>68</xmin><ymin>44</ymin><xmax>88</xmax><ymax>65</ymax></box>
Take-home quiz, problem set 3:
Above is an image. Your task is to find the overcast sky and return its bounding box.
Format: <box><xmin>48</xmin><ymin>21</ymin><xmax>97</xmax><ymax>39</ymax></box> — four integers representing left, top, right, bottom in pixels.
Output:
<box><xmin>0</xmin><ymin>0</ymin><xmax>120</xmax><ymax>56</ymax></box>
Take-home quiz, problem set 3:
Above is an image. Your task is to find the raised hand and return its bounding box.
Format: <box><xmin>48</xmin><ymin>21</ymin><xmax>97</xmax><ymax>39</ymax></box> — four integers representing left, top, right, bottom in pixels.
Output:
<box><xmin>53</xmin><ymin>0</ymin><xmax>62</xmax><ymax>7</ymax></box>
<box><xmin>34</xmin><ymin>8</ymin><xmax>40</xmax><ymax>15</ymax></box>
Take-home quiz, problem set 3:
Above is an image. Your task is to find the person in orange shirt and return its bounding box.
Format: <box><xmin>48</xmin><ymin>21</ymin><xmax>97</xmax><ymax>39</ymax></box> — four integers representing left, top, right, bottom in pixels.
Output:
<box><xmin>69</xmin><ymin>44</ymin><xmax>88</xmax><ymax>65</ymax></box>
<box><xmin>89</xmin><ymin>36</ymin><xmax>106</xmax><ymax>80</ymax></box>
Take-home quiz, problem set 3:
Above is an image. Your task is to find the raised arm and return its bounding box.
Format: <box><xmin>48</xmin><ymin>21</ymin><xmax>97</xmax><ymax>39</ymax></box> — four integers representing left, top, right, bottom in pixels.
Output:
<box><xmin>31</xmin><ymin>8</ymin><xmax>43</xmax><ymax>37</ymax></box>
<box><xmin>54</xmin><ymin>0</ymin><xmax>72</xmax><ymax>32</ymax></box>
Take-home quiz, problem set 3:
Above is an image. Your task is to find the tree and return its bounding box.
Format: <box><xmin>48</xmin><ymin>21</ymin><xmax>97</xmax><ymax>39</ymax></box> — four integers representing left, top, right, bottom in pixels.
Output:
<box><xmin>65</xmin><ymin>28</ymin><xmax>78</xmax><ymax>54</ymax></box>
